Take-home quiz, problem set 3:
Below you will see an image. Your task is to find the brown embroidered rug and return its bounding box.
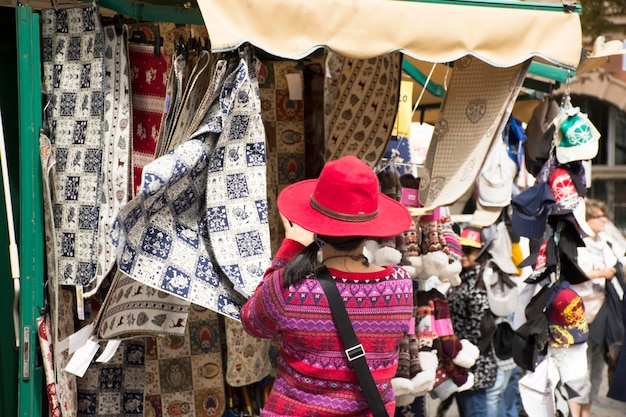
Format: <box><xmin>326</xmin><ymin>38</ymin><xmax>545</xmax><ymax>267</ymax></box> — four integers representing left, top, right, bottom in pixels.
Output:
<box><xmin>324</xmin><ymin>51</ymin><xmax>402</xmax><ymax>167</ymax></box>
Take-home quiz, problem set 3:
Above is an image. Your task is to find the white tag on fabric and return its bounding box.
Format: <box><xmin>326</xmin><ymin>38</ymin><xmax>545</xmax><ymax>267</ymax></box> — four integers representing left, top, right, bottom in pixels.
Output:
<box><xmin>76</xmin><ymin>285</ymin><xmax>85</xmax><ymax>321</ymax></box>
<box><xmin>65</xmin><ymin>339</ymin><xmax>99</xmax><ymax>377</ymax></box>
<box><xmin>96</xmin><ymin>340</ymin><xmax>122</xmax><ymax>363</ymax></box>
<box><xmin>285</xmin><ymin>73</ymin><xmax>303</xmax><ymax>100</ymax></box>
<box><xmin>59</xmin><ymin>323</ymin><xmax>95</xmax><ymax>354</ymax></box>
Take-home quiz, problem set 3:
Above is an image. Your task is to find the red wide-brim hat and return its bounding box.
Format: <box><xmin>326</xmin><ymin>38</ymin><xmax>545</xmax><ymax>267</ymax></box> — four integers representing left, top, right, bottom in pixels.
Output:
<box><xmin>277</xmin><ymin>156</ymin><xmax>412</xmax><ymax>238</ymax></box>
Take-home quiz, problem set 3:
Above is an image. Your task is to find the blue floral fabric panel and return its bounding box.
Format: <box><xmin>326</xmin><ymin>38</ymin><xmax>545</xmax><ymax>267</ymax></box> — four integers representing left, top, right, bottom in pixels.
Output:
<box><xmin>111</xmin><ymin>49</ymin><xmax>270</xmax><ymax>318</ymax></box>
<box><xmin>111</xmin><ymin>135</ymin><xmax>245</xmax><ymax>320</ymax></box>
<box><xmin>205</xmin><ymin>53</ymin><xmax>271</xmax><ymax>299</ymax></box>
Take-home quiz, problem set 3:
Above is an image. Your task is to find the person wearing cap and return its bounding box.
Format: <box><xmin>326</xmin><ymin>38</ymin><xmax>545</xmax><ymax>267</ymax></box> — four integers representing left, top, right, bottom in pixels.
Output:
<box><xmin>240</xmin><ymin>156</ymin><xmax>414</xmax><ymax>416</ymax></box>
<box><xmin>569</xmin><ymin>198</ymin><xmax>620</xmax><ymax>417</ymax></box>
<box><xmin>446</xmin><ymin>225</ymin><xmax>497</xmax><ymax>417</ymax></box>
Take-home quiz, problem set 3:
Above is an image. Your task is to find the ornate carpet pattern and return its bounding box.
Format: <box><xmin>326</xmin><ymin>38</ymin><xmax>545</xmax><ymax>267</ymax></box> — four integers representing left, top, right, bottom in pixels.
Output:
<box><xmin>144</xmin><ymin>306</ymin><xmax>225</xmax><ymax>417</ymax></box>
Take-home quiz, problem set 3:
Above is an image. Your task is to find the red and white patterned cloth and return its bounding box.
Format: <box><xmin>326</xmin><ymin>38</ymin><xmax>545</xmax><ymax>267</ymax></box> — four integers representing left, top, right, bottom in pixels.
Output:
<box><xmin>128</xmin><ymin>43</ymin><xmax>171</xmax><ymax>195</ymax></box>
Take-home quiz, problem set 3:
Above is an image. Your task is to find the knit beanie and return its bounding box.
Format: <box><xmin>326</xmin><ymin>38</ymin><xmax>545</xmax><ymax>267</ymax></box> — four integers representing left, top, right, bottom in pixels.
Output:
<box><xmin>400</xmin><ymin>173</ymin><xmax>422</xmax><ymax>259</ymax></box>
<box><xmin>404</xmin><ymin>219</ymin><xmax>421</xmax><ymax>258</ymax></box>
<box><xmin>377</xmin><ymin>170</ymin><xmax>400</xmax><ymax>251</ymax></box>
<box><xmin>396</xmin><ymin>335</ymin><xmax>414</xmax><ymax>379</ymax></box>
<box><xmin>440</xmin><ymin>217</ymin><xmax>462</xmax><ymax>263</ymax></box>
<box><xmin>430</xmin><ymin>289</ymin><xmax>469</xmax><ymax>387</ymax></box>
<box><xmin>432</xmin><ymin>367</ymin><xmax>459</xmax><ymax>400</ymax></box>
<box><xmin>415</xmin><ymin>291</ymin><xmax>440</xmax><ymax>353</ymax></box>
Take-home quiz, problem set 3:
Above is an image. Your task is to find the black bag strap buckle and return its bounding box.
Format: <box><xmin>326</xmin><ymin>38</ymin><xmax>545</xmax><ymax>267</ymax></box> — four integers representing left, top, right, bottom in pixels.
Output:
<box><xmin>345</xmin><ymin>344</ymin><xmax>365</xmax><ymax>361</ymax></box>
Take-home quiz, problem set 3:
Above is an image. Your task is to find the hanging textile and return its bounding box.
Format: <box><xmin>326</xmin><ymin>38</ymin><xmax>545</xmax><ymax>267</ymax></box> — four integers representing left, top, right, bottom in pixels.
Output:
<box><xmin>155</xmin><ymin>51</ymin><xmax>189</xmax><ymax>156</ymax></box>
<box><xmin>419</xmin><ymin>56</ymin><xmax>530</xmax><ymax>208</ymax></box>
<box><xmin>182</xmin><ymin>58</ymin><xmax>231</xmax><ymax>149</ymax></box>
<box><xmin>204</xmin><ymin>48</ymin><xmax>271</xmax><ymax>299</ymax></box>
<box><xmin>144</xmin><ymin>306</ymin><xmax>225</xmax><ymax>417</ymax></box>
<box><xmin>76</xmin><ymin>339</ymin><xmax>146</xmax><ymax>416</ymax></box>
<box><xmin>324</xmin><ymin>51</ymin><xmax>402</xmax><ymax>167</ymax></box>
<box><xmin>156</xmin><ymin>49</ymin><xmax>212</xmax><ymax>156</ymax></box>
<box><xmin>167</xmin><ymin>50</ymin><xmax>212</xmax><ymax>151</ymax></box>
<box><xmin>96</xmin><ymin>53</ymin><xmax>233</xmax><ymax>342</ymax></box>
<box><xmin>323</xmin><ymin>52</ymin><xmax>345</xmax><ymax>146</ymax></box>
<box><xmin>302</xmin><ymin>55</ymin><xmax>326</xmax><ymax>179</ymax></box>
<box><xmin>111</xmin><ymin>47</ymin><xmax>270</xmax><ymax>315</ymax></box>
<box><xmin>38</xmin><ymin>119</ymin><xmax>77</xmax><ymax>417</ymax></box>
<box><xmin>37</xmin><ymin>314</ymin><xmax>61</xmax><ymax>417</ymax></box>
<box><xmin>259</xmin><ymin>59</ymin><xmax>307</xmax><ymax>254</ymax></box>
<box><xmin>158</xmin><ymin>22</ymin><xmax>189</xmax><ymax>56</ymax></box>
<box><xmin>95</xmin><ymin>270</ymin><xmax>190</xmax><ymax>339</ymax></box>
<box><xmin>111</xmin><ymin>128</ymin><xmax>245</xmax><ymax>318</ymax></box>
<box><xmin>84</xmin><ymin>23</ymin><xmax>133</xmax><ymax>297</ymax></box>
<box><xmin>40</xmin><ymin>5</ymin><xmax>106</xmax><ymax>288</ymax></box>
<box><xmin>224</xmin><ymin>317</ymin><xmax>272</xmax><ymax>387</ymax></box>
<box><xmin>52</xmin><ymin>288</ymin><xmax>79</xmax><ymax>417</ymax></box>
<box><xmin>128</xmin><ymin>42</ymin><xmax>170</xmax><ymax>195</ymax></box>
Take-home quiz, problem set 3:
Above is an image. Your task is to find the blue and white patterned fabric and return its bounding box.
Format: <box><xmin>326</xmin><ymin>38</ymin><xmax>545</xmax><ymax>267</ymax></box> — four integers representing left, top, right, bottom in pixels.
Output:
<box><xmin>204</xmin><ymin>51</ymin><xmax>271</xmax><ymax>298</ymax></box>
<box><xmin>41</xmin><ymin>5</ymin><xmax>105</xmax><ymax>287</ymax></box>
<box><xmin>111</xmin><ymin>134</ymin><xmax>245</xmax><ymax>320</ymax></box>
<box><xmin>111</xmin><ymin>49</ymin><xmax>271</xmax><ymax>318</ymax></box>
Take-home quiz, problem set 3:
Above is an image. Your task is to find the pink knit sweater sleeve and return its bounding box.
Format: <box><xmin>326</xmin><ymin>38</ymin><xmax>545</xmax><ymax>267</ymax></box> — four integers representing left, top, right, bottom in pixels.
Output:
<box><xmin>240</xmin><ymin>239</ymin><xmax>304</xmax><ymax>338</ymax></box>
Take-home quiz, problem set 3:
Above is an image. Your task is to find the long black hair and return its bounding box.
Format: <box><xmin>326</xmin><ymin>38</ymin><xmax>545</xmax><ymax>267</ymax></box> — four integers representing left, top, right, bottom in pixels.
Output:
<box><xmin>281</xmin><ymin>235</ymin><xmax>366</xmax><ymax>286</ymax></box>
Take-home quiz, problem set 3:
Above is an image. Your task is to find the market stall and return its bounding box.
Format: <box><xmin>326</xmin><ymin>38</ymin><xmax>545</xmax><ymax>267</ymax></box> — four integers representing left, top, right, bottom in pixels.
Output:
<box><xmin>6</xmin><ymin>1</ymin><xmax>583</xmax><ymax>416</ymax></box>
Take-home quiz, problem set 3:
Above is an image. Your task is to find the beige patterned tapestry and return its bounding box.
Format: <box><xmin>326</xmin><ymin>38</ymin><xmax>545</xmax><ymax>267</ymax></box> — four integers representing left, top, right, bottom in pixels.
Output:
<box><xmin>324</xmin><ymin>51</ymin><xmax>402</xmax><ymax>167</ymax></box>
<box><xmin>419</xmin><ymin>56</ymin><xmax>530</xmax><ymax>208</ymax></box>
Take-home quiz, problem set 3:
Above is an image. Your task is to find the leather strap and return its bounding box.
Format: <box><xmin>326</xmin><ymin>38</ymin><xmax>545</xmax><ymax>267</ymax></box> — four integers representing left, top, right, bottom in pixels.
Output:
<box><xmin>316</xmin><ymin>266</ymin><xmax>389</xmax><ymax>417</ymax></box>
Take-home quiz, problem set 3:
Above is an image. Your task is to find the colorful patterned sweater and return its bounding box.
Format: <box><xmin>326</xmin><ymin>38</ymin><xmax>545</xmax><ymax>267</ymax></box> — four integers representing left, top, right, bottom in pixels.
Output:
<box><xmin>241</xmin><ymin>239</ymin><xmax>414</xmax><ymax>416</ymax></box>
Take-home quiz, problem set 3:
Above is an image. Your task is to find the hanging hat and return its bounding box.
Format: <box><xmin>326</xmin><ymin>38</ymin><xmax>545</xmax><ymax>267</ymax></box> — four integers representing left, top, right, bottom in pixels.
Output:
<box><xmin>400</xmin><ymin>173</ymin><xmax>434</xmax><ymax>217</ymax></box>
<box><xmin>460</xmin><ymin>225</ymin><xmax>483</xmax><ymax>249</ymax></box>
<box><xmin>493</xmin><ymin>321</ymin><xmax>515</xmax><ymax>360</ymax></box>
<box><xmin>443</xmin><ymin>227</ymin><xmax>462</xmax><ymax>262</ymax></box>
<box><xmin>548</xmin><ymin>167</ymin><xmax>594</xmax><ymax>238</ymax></box>
<box><xmin>518</xmin><ymin>359</ymin><xmax>557</xmax><ymax>417</ymax></box>
<box><xmin>511</xmin><ymin>182</ymin><xmax>555</xmax><ymax>239</ymax></box>
<box><xmin>577</xmin><ymin>36</ymin><xmax>626</xmax><ymax>75</ymax></box>
<box><xmin>486</xmin><ymin>222</ymin><xmax>519</xmax><ymax>275</ymax></box>
<box><xmin>558</xmin><ymin>251</ymin><xmax>590</xmax><ymax>285</ymax></box>
<box><xmin>277</xmin><ymin>155</ymin><xmax>412</xmax><ymax>237</ymax></box>
<box><xmin>472</xmin><ymin>200</ymin><xmax>503</xmax><ymax>227</ymax></box>
<box><xmin>519</xmin><ymin>238</ymin><xmax>549</xmax><ymax>277</ymax></box>
<box><xmin>524</xmin><ymin>98</ymin><xmax>560</xmax><ymax>177</ymax></box>
<box><xmin>545</xmin><ymin>281</ymin><xmax>589</xmax><ymax>348</ymax></box>
<box><xmin>554</xmin><ymin>110</ymin><xmax>600</xmax><ymax>164</ymax></box>
<box><xmin>522</xmin><ymin>235</ymin><xmax>589</xmax><ymax>285</ymax></box>
<box><xmin>482</xmin><ymin>260</ymin><xmax>518</xmax><ymax>317</ymax></box>
<box><xmin>476</xmin><ymin>139</ymin><xmax>518</xmax><ymax>208</ymax></box>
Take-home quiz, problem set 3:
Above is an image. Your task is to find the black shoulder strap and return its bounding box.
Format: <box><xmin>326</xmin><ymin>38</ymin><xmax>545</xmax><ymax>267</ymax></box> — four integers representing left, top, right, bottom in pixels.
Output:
<box><xmin>316</xmin><ymin>266</ymin><xmax>389</xmax><ymax>417</ymax></box>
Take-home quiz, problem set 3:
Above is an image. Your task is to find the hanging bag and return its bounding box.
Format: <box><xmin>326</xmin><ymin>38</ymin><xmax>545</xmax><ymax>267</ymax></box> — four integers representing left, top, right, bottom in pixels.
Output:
<box><xmin>317</xmin><ymin>266</ymin><xmax>390</xmax><ymax>417</ymax></box>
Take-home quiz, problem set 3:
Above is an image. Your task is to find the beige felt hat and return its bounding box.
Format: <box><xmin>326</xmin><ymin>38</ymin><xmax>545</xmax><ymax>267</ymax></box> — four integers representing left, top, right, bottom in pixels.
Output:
<box><xmin>577</xmin><ymin>36</ymin><xmax>626</xmax><ymax>75</ymax></box>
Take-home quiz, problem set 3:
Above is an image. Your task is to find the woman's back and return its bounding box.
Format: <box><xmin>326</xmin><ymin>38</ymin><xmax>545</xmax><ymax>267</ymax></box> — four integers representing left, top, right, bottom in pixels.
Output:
<box><xmin>241</xmin><ymin>260</ymin><xmax>413</xmax><ymax>416</ymax></box>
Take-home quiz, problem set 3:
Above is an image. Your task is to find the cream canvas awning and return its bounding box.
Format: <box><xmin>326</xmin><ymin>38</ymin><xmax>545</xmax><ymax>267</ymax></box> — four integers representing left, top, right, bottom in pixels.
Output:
<box><xmin>198</xmin><ymin>0</ymin><xmax>582</xmax><ymax>69</ymax></box>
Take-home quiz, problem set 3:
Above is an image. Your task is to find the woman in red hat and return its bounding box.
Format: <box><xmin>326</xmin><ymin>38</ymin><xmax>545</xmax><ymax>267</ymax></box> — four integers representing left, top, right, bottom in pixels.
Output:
<box><xmin>240</xmin><ymin>155</ymin><xmax>414</xmax><ymax>416</ymax></box>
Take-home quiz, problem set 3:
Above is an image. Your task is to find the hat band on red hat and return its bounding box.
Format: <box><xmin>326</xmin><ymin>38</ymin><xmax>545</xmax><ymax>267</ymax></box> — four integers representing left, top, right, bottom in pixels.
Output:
<box><xmin>310</xmin><ymin>196</ymin><xmax>378</xmax><ymax>222</ymax></box>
